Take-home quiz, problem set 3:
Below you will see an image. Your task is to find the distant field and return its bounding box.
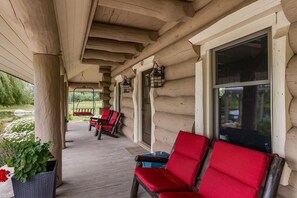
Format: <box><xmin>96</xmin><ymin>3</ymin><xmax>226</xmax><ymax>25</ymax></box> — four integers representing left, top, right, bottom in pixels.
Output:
<box><xmin>0</xmin><ymin>104</ymin><xmax>34</xmax><ymax>112</ymax></box>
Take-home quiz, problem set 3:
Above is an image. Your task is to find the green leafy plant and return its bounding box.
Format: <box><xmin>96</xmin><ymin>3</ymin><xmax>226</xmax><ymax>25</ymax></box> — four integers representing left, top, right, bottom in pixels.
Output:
<box><xmin>7</xmin><ymin>139</ymin><xmax>53</xmax><ymax>183</ymax></box>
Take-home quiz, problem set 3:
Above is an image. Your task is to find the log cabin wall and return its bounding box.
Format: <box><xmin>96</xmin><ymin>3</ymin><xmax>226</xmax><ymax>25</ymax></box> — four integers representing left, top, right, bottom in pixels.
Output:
<box><xmin>280</xmin><ymin>0</ymin><xmax>297</xmax><ymax>197</ymax></box>
<box><xmin>120</xmin><ymin>79</ymin><xmax>135</xmax><ymax>141</ymax></box>
<box><xmin>152</xmin><ymin>39</ymin><xmax>199</xmax><ymax>153</ymax></box>
<box><xmin>109</xmin><ymin>82</ymin><xmax>115</xmax><ymax>110</ymax></box>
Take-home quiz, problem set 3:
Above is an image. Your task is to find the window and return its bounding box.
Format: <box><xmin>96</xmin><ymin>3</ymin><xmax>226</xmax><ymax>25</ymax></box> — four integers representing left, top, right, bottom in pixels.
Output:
<box><xmin>213</xmin><ymin>30</ymin><xmax>271</xmax><ymax>153</ymax></box>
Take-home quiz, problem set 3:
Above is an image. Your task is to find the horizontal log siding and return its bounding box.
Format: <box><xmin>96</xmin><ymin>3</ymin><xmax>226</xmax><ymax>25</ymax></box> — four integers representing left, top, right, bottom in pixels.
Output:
<box><xmin>152</xmin><ymin>42</ymin><xmax>197</xmax><ymax>152</ymax></box>
<box><xmin>120</xmin><ymin>79</ymin><xmax>134</xmax><ymax>141</ymax></box>
<box><xmin>281</xmin><ymin>0</ymin><xmax>297</xmax><ymax>196</ymax></box>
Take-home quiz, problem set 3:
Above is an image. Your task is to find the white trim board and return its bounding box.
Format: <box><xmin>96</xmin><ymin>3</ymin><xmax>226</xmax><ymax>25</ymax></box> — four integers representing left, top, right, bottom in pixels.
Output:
<box><xmin>132</xmin><ymin>56</ymin><xmax>155</xmax><ymax>151</ymax></box>
<box><xmin>190</xmin><ymin>0</ymin><xmax>281</xmax><ymax>46</ymax></box>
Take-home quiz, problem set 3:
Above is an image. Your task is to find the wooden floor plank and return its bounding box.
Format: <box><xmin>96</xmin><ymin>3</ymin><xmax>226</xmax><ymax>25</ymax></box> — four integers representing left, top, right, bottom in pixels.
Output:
<box><xmin>56</xmin><ymin>122</ymin><xmax>150</xmax><ymax>198</ymax></box>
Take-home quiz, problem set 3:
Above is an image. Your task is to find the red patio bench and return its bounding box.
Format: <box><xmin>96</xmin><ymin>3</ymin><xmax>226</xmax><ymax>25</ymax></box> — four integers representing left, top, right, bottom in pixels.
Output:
<box><xmin>159</xmin><ymin>141</ymin><xmax>285</xmax><ymax>198</ymax></box>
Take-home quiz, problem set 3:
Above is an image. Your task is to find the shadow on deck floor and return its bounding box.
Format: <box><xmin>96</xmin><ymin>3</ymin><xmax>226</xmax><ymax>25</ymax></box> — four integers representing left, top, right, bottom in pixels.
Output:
<box><xmin>56</xmin><ymin>122</ymin><xmax>150</xmax><ymax>198</ymax></box>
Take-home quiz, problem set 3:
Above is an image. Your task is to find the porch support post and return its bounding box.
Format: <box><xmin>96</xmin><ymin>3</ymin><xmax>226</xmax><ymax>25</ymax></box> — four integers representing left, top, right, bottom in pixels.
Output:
<box><xmin>60</xmin><ymin>75</ymin><xmax>66</xmax><ymax>149</ymax></box>
<box><xmin>64</xmin><ymin>82</ymin><xmax>69</xmax><ymax>131</ymax></box>
<box><xmin>33</xmin><ymin>54</ymin><xmax>62</xmax><ymax>186</ymax></box>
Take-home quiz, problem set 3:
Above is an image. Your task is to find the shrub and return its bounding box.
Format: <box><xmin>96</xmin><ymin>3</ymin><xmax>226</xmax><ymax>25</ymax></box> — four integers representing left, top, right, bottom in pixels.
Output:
<box><xmin>5</xmin><ymin>117</ymin><xmax>35</xmax><ymax>133</ymax></box>
<box><xmin>1</xmin><ymin>117</ymin><xmax>35</xmax><ymax>142</ymax></box>
<box><xmin>0</xmin><ymin>131</ymin><xmax>34</xmax><ymax>142</ymax></box>
<box><xmin>0</xmin><ymin>121</ymin><xmax>4</xmax><ymax>132</ymax></box>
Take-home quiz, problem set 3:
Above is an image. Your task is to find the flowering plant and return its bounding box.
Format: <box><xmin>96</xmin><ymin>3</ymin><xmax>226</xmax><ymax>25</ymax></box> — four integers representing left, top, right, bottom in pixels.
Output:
<box><xmin>0</xmin><ymin>169</ymin><xmax>11</xmax><ymax>182</ymax></box>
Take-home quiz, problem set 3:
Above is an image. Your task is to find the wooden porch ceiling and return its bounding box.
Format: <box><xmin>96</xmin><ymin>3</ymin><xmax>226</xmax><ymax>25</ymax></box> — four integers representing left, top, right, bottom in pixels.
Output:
<box><xmin>80</xmin><ymin>0</ymin><xmax>197</xmax><ymax>75</ymax></box>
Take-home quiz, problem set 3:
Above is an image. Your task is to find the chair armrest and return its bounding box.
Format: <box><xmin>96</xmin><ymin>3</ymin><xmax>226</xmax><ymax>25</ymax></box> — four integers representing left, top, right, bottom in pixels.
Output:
<box><xmin>97</xmin><ymin>119</ymin><xmax>108</xmax><ymax>124</ymax></box>
<box><xmin>90</xmin><ymin>117</ymin><xmax>98</xmax><ymax>120</ymax></box>
<box><xmin>135</xmin><ymin>155</ymin><xmax>169</xmax><ymax>163</ymax></box>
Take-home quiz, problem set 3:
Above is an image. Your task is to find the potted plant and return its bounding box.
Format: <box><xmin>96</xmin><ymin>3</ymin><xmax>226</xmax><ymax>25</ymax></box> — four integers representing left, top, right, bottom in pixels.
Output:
<box><xmin>0</xmin><ymin>138</ymin><xmax>57</xmax><ymax>198</ymax></box>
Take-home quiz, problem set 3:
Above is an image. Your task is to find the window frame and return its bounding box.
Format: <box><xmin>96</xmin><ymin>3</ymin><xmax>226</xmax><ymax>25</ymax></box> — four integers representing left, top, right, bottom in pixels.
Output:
<box><xmin>212</xmin><ymin>29</ymin><xmax>273</xmax><ymax>146</ymax></box>
<box><xmin>212</xmin><ymin>29</ymin><xmax>271</xmax><ymax>89</ymax></box>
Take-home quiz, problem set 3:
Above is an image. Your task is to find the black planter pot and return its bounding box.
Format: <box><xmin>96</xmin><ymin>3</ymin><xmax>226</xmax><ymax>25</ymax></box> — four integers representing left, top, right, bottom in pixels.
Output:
<box><xmin>12</xmin><ymin>160</ymin><xmax>57</xmax><ymax>198</ymax></box>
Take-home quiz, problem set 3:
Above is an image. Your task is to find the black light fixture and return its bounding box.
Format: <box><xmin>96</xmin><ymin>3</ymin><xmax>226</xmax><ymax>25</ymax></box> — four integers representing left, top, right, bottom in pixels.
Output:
<box><xmin>149</xmin><ymin>62</ymin><xmax>165</xmax><ymax>88</ymax></box>
<box><xmin>121</xmin><ymin>76</ymin><xmax>132</xmax><ymax>93</ymax></box>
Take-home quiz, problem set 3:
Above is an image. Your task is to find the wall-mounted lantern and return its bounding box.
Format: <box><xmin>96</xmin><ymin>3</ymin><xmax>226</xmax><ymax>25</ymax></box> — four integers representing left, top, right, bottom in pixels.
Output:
<box><xmin>121</xmin><ymin>76</ymin><xmax>132</xmax><ymax>93</ymax></box>
<box><xmin>149</xmin><ymin>62</ymin><xmax>165</xmax><ymax>88</ymax></box>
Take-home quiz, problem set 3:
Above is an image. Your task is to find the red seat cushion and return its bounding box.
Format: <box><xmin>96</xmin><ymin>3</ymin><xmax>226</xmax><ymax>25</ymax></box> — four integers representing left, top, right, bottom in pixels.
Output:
<box><xmin>159</xmin><ymin>192</ymin><xmax>203</xmax><ymax>198</ymax></box>
<box><xmin>166</xmin><ymin>131</ymin><xmax>209</xmax><ymax>187</ymax></box>
<box><xmin>101</xmin><ymin>109</ymin><xmax>111</xmax><ymax>120</ymax></box>
<box><xmin>109</xmin><ymin>111</ymin><xmax>119</xmax><ymax>125</ymax></box>
<box><xmin>89</xmin><ymin>120</ymin><xmax>96</xmax><ymax>126</ymax></box>
<box><xmin>135</xmin><ymin>168</ymin><xmax>190</xmax><ymax>193</ymax></box>
<box><xmin>74</xmin><ymin>112</ymin><xmax>93</xmax><ymax>116</ymax></box>
<box><xmin>102</xmin><ymin>125</ymin><xmax>112</xmax><ymax>131</ymax></box>
<box><xmin>199</xmin><ymin>141</ymin><xmax>271</xmax><ymax>198</ymax></box>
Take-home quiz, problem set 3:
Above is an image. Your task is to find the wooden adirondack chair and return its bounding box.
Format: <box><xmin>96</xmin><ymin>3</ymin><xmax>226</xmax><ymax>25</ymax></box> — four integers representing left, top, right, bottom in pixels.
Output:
<box><xmin>89</xmin><ymin>109</ymin><xmax>113</xmax><ymax>131</ymax></box>
<box><xmin>95</xmin><ymin>111</ymin><xmax>123</xmax><ymax>140</ymax></box>
<box><xmin>130</xmin><ymin>131</ymin><xmax>210</xmax><ymax>198</ymax></box>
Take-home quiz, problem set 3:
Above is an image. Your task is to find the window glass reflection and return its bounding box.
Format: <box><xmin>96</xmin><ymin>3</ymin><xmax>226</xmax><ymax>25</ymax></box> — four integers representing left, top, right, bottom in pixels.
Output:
<box><xmin>219</xmin><ymin>84</ymin><xmax>271</xmax><ymax>153</ymax></box>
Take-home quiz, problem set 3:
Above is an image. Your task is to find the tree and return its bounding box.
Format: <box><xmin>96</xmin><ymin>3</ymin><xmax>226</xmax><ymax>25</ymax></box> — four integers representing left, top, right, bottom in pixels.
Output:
<box><xmin>0</xmin><ymin>72</ymin><xmax>15</xmax><ymax>106</ymax></box>
<box><xmin>0</xmin><ymin>71</ymin><xmax>34</xmax><ymax>106</ymax></box>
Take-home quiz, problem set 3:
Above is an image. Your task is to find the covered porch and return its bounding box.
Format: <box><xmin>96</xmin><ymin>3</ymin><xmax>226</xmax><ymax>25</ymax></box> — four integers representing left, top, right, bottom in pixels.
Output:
<box><xmin>1</xmin><ymin>0</ymin><xmax>297</xmax><ymax>197</ymax></box>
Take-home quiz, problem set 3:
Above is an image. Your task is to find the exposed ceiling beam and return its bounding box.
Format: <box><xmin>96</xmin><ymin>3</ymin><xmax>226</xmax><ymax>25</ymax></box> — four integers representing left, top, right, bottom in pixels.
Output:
<box><xmin>82</xmin><ymin>59</ymin><xmax>122</xmax><ymax>67</ymax></box>
<box><xmin>111</xmin><ymin>0</ymin><xmax>256</xmax><ymax>77</ymax></box>
<box><xmin>89</xmin><ymin>22</ymin><xmax>158</xmax><ymax>45</ymax></box>
<box><xmin>98</xmin><ymin>0</ymin><xmax>194</xmax><ymax>22</ymax></box>
<box><xmin>86</xmin><ymin>38</ymin><xmax>142</xmax><ymax>54</ymax></box>
<box><xmin>84</xmin><ymin>49</ymin><xmax>132</xmax><ymax>63</ymax></box>
<box><xmin>99</xmin><ymin>67</ymin><xmax>111</xmax><ymax>74</ymax></box>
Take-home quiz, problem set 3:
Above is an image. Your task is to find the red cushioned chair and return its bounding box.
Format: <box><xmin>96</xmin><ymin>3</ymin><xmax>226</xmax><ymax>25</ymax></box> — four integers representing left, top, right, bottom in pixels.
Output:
<box><xmin>159</xmin><ymin>141</ymin><xmax>285</xmax><ymax>198</ymax></box>
<box><xmin>130</xmin><ymin>131</ymin><xmax>210</xmax><ymax>198</ymax></box>
<box><xmin>95</xmin><ymin>111</ymin><xmax>122</xmax><ymax>140</ymax></box>
<box><xmin>88</xmin><ymin>109</ymin><xmax>113</xmax><ymax>131</ymax></box>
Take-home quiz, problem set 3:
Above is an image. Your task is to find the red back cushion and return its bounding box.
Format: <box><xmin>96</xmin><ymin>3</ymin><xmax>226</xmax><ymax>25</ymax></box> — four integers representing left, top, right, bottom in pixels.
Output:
<box><xmin>101</xmin><ymin>109</ymin><xmax>111</xmax><ymax>120</ymax></box>
<box><xmin>166</xmin><ymin>131</ymin><xmax>209</xmax><ymax>187</ymax></box>
<box><xmin>109</xmin><ymin>111</ymin><xmax>119</xmax><ymax>125</ymax></box>
<box><xmin>199</xmin><ymin>141</ymin><xmax>271</xmax><ymax>198</ymax></box>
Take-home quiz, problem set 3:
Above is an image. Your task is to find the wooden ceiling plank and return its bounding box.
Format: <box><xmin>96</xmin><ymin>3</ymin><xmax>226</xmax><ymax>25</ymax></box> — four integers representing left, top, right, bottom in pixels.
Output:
<box><xmin>0</xmin><ymin>63</ymin><xmax>32</xmax><ymax>83</ymax></box>
<box><xmin>0</xmin><ymin>46</ymin><xmax>33</xmax><ymax>72</ymax></box>
<box><xmin>98</xmin><ymin>0</ymin><xmax>194</xmax><ymax>22</ymax></box>
<box><xmin>0</xmin><ymin>16</ymin><xmax>32</xmax><ymax>61</ymax></box>
<box><xmin>89</xmin><ymin>22</ymin><xmax>158</xmax><ymax>44</ymax></box>
<box><xmin>82</xmin><ymin>58</ymin><xmax>122</xmax><ymax>67</ymax></box>
<box><xmin>80</xmin><ymin>0</ymin><xmax>99</xmax><ymax>61</ymax></box>
<box><xmin>86</xmin><ymin>38</ymin><xmax>140</xmax><ymax>54</ymax></box>
<box><xmin>0</xmin><ymin>34</ymin><xmax>32</xmax><ymax>67</ymax></box>
<box><xmin>84</xmin><ymin>49</ymin><xmax>132</xmax><ymax>62</ymax></box>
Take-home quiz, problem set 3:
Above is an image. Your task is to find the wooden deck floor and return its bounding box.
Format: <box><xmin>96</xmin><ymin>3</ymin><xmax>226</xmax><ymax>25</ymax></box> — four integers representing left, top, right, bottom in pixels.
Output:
<box><xmin>56</xmin><ymin>122</ymin><xmax>150</xmax><ymax>198</ymax></box>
